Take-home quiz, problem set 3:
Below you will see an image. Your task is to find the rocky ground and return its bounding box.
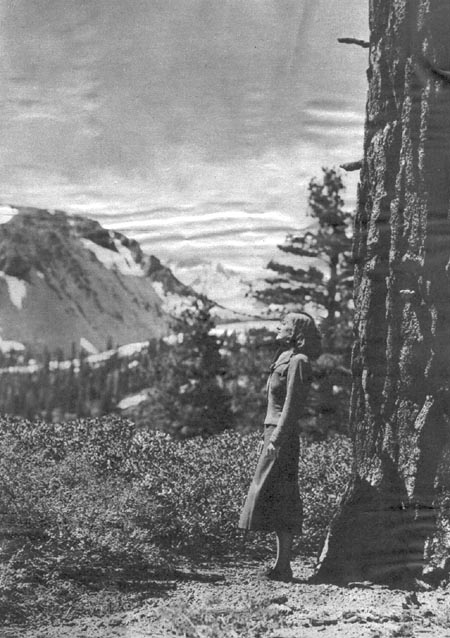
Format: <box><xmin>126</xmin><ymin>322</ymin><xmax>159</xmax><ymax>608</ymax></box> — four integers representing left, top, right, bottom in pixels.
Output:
<box><xmin>4</xmin><ymin>560</ymin><xmax>450</xmax><ymax>638</ymax></box>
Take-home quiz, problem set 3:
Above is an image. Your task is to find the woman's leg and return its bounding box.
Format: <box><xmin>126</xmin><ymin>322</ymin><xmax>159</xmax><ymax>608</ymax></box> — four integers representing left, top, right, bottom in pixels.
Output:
<box><xmin>274</xmin><ymin>530</ymin><xmax>293</xmax><ymax>572</ymax></box>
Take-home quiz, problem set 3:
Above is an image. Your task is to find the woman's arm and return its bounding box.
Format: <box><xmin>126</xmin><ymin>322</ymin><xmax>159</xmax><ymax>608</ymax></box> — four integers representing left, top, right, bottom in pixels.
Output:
<box><xmin>269</xmin><ymin>355</ymin><xmax>311</xmax><ymax>448</ymax></box>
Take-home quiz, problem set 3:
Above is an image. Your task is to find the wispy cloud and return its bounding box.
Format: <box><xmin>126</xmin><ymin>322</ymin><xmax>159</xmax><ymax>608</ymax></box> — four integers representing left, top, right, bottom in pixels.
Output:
<box><xmin>0</xmin><ymin>0</ymin><xmax>368</xmax><ymax>271</ymax></box>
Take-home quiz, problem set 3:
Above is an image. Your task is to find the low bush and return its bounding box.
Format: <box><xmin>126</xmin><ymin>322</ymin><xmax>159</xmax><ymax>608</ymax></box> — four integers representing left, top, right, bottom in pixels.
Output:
<box><xmin>0</xmin><ymin>415</ymin><xmax>352</xmax><ymax>622</ymax></box>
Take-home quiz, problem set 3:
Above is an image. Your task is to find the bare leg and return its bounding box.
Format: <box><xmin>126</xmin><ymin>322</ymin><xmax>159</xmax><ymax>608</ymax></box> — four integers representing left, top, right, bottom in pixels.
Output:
<box><xmin>274</xmin><ymin>531</ymin><xmax>293</xmax><ymax>572</ymax></box>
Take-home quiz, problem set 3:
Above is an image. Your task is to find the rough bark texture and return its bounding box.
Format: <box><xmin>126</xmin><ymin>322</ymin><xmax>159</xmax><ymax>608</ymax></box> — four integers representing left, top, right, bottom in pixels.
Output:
<box><xmin>315</xmin><ymin>0</ymin><xmax>450</xmax><ymax>585</ymax></box>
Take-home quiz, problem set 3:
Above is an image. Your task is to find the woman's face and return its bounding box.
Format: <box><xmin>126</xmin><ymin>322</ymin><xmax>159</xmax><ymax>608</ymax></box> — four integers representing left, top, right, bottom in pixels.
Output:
<box><xmin>276</xmin><ymin>317</ymin><xmax>295</xmax><ymax>344</ymax></box>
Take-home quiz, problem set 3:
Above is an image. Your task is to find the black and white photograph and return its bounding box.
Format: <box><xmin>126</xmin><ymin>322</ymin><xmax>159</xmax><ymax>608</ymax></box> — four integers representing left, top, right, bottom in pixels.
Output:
<box><xmin>1</xmin><ymin>1</ymin><xmax>450</xmax><ymax>636</ymax></box>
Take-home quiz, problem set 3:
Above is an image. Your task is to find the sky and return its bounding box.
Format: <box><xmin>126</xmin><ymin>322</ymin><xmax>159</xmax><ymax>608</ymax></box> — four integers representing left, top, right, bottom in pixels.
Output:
<box><xmin>0</xmin><ymin>0</ymin><xmax>369</xmax><ymax>275</ymax></box>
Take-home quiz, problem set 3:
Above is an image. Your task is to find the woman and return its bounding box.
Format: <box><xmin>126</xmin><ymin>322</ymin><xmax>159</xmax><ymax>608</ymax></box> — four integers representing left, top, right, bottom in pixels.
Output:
<box><xmin>239</xmin><ymin>312</ymin><xmax>322</xmax><ymax>582</ymax></box>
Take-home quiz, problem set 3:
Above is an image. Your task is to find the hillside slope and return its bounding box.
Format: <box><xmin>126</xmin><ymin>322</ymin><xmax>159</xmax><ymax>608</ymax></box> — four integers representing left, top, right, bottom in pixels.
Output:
<box><xmin>0</xmin><ymin>208</ymin><xmax>195</xmax><ymax>354</ymax></box>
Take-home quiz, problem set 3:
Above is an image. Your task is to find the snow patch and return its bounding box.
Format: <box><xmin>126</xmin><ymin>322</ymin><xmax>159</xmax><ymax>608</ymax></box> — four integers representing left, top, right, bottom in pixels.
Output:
<box><xmin>0</xmin><ymin>338</ymin><xmax>25</xmax><ymax>353</ymax></box>
<box><xmin>0</xmin><ymin>272</ymin><xmax>27</xmax><ymax>309</ymax></box>
<box><xmin>117</xmin><ymin>341</ymin><xmax>149</xmax><ymax>358</ymax></box>
<box><xmin>86</xmin><ymin>350</ymin><xmax>115</xmax><ymax>365</ymax></box>
<box><xmin>163</xmin><ymin>333</ymin><xmax>184</xmax><ymax>345</ymax></box>
<box><xmin>0</xmin><ymin>205</ymin><xmax>19</xmax><ymax>223</ymax></box>
<box><xmin>0</xmin><ymin>362</ymin><xmax>41</xmax><ymax>375</ymax></box>
<box><xmin>212</xmin><ymin>319</ymin><xmax>279</xmax><ymax>337</ymax></box>
<box><xmin>117</xmin><ymin>391</ymin><xmax>149</xmax><ymax>411</ymax></box>
<box><xmin>49</xmin><ymin>360</ymin><xmax>76</xmax><ymax>371</ymax></box>
<box><xmin>151</xmin><ymin>282</ymin><xmax>165</xmax><ymax>298</ymax></box>
<box><xmin>152</xmin><ymin>281</ymin><xmax>194</xmax><ymax>315</ymax></box>
<box><xmin>80</xmin><ymin>337</ymin><xmax>99</xmax><ymax>355</ymax></box>
<box><xmin>80</xmin><ymin>238</ymin><xmax>144</xmax><ymax>277</ymax></box>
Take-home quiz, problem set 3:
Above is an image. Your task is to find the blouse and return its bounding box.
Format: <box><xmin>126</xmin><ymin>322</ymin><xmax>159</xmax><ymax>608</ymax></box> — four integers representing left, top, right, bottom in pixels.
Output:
<box><xmin>264</xmin><ymin>351</ymin><xmax>312</xmax><ymax>447</ymax></box>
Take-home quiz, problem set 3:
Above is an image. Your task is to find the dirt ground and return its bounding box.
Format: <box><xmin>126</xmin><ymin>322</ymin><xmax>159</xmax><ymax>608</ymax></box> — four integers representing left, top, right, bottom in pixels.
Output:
<box><xmin>4</xmin><ymin>560</ymin><xmax>450</xmax><ymax>638</ymax></box>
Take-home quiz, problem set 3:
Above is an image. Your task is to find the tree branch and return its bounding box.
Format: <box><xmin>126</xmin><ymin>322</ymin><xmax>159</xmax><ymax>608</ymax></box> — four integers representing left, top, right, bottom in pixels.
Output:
<box><xmin>338</xmin><ymin>37</ymin><xmax>370</xmax><ymax>49</ymax></box>
<box><xmin>422</xmin><ymin>58</ymin><xmax>450</xmax><ymax>83</ymax></box>
<box><xmin>340</xmin><ymin>160</ymin><xmax>363</xmax><ymax>172</ymax></box>
<box><xmin>278</xmin><ymin>244</ymin><xmax>319</xmax><ymax>258</ymax></box>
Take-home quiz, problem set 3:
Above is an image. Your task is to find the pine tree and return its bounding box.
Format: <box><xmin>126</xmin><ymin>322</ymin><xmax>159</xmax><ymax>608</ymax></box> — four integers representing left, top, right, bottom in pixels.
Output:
<box><xmin>256</xmin><ymin>167</ymin><xmax>354</xmax><ymax>353</ymax></box>
<box><xmin>316</xmin><ymin>0</ymin><xmax>450</xmax><ymax>585</ymax></box>
<box><xmin>145</xmin><ymin>300</ymin><xmax>233</xmax><ymax>437</ymax></box>
<box><xmin>253</xmin><ymin>168</ymin><xmax>354</xmax><ymax>435</ymax></box>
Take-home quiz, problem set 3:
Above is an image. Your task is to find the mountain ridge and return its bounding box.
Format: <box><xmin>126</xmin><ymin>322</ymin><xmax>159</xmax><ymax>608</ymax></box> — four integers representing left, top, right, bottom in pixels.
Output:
<box><xmin>0</xmin><ymin>207</ymin><xmax>196</xmax><ymax>354</ymax></box>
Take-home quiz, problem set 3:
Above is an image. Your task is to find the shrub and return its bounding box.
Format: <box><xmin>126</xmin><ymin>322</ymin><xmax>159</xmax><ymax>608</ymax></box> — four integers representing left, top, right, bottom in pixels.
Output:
<box><xmin>124</xmin><ymin>428</ymin><xmax>352</xmax><ymax>557</ymax></box>
<box><xmin>0</xmin><ymin>416</ymin><xmax>352</xmax><ymax>556</ymax></box>
<box><xmin>299</xmin><ymin>434</ymin><xmax>352</xmax><ymax>553</ymax></box>
<box><xmin>125</xmin><ymin>429</ymin><xmax>259</xmax><ymax>554</ymax></box>
<box><xmin>0</xmin><ymin>416</ymin><xmax>352</xmax><ymax>622</ymax></box>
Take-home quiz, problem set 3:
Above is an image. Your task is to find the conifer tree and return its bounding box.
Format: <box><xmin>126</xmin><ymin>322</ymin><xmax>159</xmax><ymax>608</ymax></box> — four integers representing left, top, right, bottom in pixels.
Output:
<box><xmin>316</xmin><ymin>0</ymin><xmax>450</xmax><ymax>585</ymax></box>
<box><xmin>145</xmin><ymin>300</ymin><xmax>233</xmax><ymax>437</ymax></box>
<box><xmin>256</xmin><ymin>167</ymin><xmax>354</xmax><ymax>353</ymax></box>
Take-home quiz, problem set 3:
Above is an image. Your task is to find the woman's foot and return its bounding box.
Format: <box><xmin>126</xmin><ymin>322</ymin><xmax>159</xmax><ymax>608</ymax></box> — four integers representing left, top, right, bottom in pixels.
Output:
<box><xmin>261</xmin><ymin>565</ymin><xmax>293</xmax><ymax>582</ymax></box>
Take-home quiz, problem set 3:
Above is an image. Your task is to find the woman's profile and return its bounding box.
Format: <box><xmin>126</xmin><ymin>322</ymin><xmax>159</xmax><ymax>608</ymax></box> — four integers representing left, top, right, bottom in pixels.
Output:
<box><xmin>239</xmin><ymin>312</ymin><xmax>322</xmax><ymax>582</ymax></box>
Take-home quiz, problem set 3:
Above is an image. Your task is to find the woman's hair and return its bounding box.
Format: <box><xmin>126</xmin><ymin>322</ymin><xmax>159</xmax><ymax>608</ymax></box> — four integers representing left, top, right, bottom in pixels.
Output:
<box><xmin>283</xmin><ymin>312</ymin><xmax>322</xmax><ymax>360</ymax></box>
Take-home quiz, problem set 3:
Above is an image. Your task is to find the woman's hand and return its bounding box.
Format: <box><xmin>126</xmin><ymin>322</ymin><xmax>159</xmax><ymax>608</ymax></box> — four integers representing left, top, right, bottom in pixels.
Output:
<box><xmin>266</xmin><ymin>442</ymin><xmax>278</xmax><ymax>459</ymax></box>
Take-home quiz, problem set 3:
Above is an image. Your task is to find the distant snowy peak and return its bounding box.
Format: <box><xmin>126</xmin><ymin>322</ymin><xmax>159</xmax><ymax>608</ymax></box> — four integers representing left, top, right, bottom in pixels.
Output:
<box><xmin>171</xmin><ymin>260</ymin><xmax>265</xmax><ymax>318</ymax></box>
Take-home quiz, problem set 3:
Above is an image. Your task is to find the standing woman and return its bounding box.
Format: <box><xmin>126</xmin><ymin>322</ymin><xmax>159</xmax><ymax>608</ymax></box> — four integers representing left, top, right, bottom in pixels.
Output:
<box><xmin>239</xmin><ymin>312</ymin><xmax>322</xmax><ymax>582</ymax></box>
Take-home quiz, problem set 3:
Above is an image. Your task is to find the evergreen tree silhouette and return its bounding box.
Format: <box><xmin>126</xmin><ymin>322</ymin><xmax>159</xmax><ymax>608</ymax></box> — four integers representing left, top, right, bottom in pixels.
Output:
<box><xmin>256</xmin><ymin>167</ymin><xmax>354</xmax><ymax>353</ymax></box>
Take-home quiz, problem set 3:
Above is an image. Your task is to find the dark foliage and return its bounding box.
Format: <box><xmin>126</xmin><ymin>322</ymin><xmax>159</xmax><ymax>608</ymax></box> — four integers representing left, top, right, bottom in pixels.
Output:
<box><xmin>142</xmin><ymin>300</ymin><xmax>234</xmax><ymax>437</ymax></box>
<box><xmin>0</xmin><ymin>302</ymin><xmax>234</xmax><ymax>438</ymax></box>
<box><xmin>0</xmin><ymin>415</ymin><xmax>351</xmax><ymax>623</ymax></box>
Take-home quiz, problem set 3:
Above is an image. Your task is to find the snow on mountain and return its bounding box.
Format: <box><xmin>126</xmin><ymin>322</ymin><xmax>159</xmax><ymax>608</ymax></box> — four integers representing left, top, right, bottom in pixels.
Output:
<box><xmin>80</xmin><ymin>237</ymin><xmax>145</xmax><ymax>277</ymax></box>
<box><xmin>0</xmin><ymin>207</ymin><xmax>198</xmax><ymax>354</ymax></box>
<box><xmin>0</xmin><ymin>272</ymin><xmax>27</xmax><ymax>309</ymax></box>
<box><xmin>0</xmin><ymin>337</ymin><xmax>26</xmax><ymax>353</ymax></box>
<box><xmin>171</xmin><ymin>260</ymin><xmax>266</xmax><ymax>319</ymax></box>
<box><xmin>0</xmin><ymin>206</ymin><xmax>276</xmax><ymax>356</ymax></box>
<box><xmin>150</xmin><ymin>281</ymin><xmax>194</xmax><ymax>316</ymax></box>
<box><xmin>80</xmin><ymin>337</ymin><xmax>100</xmax><ymax>355</ymax></box>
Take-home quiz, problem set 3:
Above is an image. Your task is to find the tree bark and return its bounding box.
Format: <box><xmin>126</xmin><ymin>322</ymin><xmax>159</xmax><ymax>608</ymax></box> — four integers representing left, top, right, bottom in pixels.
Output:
<box><xmin>315</xmin><ymin>0</ymin><xmax>450</xmax><ymax>585</ymax></box>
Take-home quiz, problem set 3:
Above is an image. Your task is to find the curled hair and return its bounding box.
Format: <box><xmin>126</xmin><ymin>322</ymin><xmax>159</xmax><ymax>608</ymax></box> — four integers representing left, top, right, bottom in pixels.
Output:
<box><xmin>284</xmin><ymin>312</ymin><xmax>322</xmax><ymax>360</ymax></box>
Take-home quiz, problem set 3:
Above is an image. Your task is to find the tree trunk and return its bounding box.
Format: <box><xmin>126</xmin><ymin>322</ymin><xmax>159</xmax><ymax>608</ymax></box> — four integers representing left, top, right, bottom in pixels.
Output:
<box><xmin>315</xmin><ymin>0</ymin><xmax>450</xmax><ymax>585</ymax></box>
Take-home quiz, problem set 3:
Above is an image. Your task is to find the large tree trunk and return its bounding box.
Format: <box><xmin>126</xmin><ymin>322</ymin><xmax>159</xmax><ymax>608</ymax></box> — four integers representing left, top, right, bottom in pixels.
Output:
<box><xmin>315</xmin><ymin>0</ymin><xmax>450</xmax><ymax>585</ymax></box>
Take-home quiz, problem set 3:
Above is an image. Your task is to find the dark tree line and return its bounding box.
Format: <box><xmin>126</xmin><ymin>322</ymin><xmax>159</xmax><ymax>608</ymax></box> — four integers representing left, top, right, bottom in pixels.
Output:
<box><xmin>0</xmin><ymin>340</ymin><xmax>163</xmax><ymax>422</ymax></box>
<box><xmin>0</xmin><ymin>314</ymin><xmax>352</xmax><ymax>439</ymax></box>
<box><xmin>0</xmin><ymin>304</ymin><xmax>235</xmax><ymax>437</ymax></box>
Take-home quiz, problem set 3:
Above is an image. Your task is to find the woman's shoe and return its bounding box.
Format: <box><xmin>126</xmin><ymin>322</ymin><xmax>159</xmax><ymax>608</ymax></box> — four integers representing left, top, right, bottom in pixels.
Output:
<box><xmin>261</xmin><ymin>566</ymin><xmax>293</xmax><ymax>582</ymax></box>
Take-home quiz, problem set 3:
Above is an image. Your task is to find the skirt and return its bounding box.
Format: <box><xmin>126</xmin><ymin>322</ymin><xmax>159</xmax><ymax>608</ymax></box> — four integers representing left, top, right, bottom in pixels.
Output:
<box><xmin>238</xmin><ymin>424</ymin><xmax>303</xmax><ymax>534</ymax></box>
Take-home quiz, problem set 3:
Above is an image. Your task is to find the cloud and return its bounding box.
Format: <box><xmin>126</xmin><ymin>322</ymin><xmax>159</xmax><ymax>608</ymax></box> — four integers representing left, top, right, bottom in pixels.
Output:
<box><xmin>0</xmin><ymin>0</ymin><xmax>368</xmax><ymax>270</ymax></box>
